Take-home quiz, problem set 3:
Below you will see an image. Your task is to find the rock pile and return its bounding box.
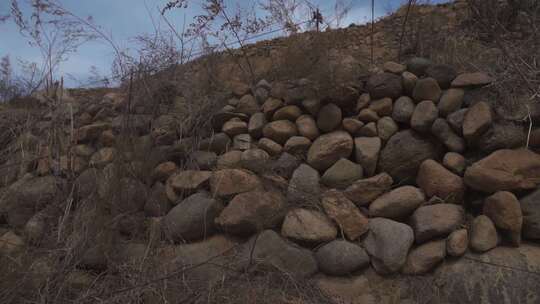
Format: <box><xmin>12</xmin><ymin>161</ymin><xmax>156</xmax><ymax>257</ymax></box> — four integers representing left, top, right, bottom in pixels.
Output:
<box><xmin>1</xmin><ymin>57</ymin><xmax>540</xmax><ymax>283</ymax></box>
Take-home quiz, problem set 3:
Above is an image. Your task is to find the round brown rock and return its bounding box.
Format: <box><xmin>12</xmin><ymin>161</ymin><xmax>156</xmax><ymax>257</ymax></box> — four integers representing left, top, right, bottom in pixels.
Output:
<box><xmin>483</xmin><ymin>191</ymin><xmax>523</xmax><ymax>246</ymax></box>
<box><xmin>447</xmin><ymin>229</ymin><xmax>468</xmax><ymax>257</ymax></box>
<box><xmin>438</xmin><ymin>89</ymin><xmax>465</xmax><ymax>117</ymax></box>
<box><xmin>411</xmin><ymin>100</ymin><xmax>438</xmax><ymax>133</ymax></box>
<box><xmin>410</xmin><ymin>204</ymin><xmax>465</xmax><ymax>244</ymax></box>
<box><xmin>367</xmin><ymin>72</ymin><xmax>403</xmax><ymax>100</ymax></box>
<box><xmin>463</xmin><ymin>101</ymin><xmax>492</xmax><ymax>143</ymax></box>
<box><xmin>262</xmin><ymin>120</ymin><xmax>298</xmax><ymax>144</ymax></box>
<box><xmin>307</xmin><ymin>131</ymin><xmax>354</xmax><ymax>171</ymax></box>
<box><xmin>412</xmin><ymin>77</ymin><xmax>442</xmax><ymax>102</ymax></box>
<box><xmin>470</xmin><ymin>215</ymin><xmax>498</xmax><ymax>252</ymax></box>
<box><xmin>281</xmin><ymin>209</ymin><xmax>337</xmax><ymax>244</ymax></box>
<box><xmin>296</xmin><ymin>115</ymin><xmax>320</xmax><ymax>140</ymax></box>
<box><xmin>416</xmin><ymin>159</ymin><xmax>465</xmax><ymax>204</ymax></box>
<box><xmin>443</xmin><ymin>152</ymin><xmax>466</xmax><ymax>175</ymax></box>
<box><xmin>273</xmin><ymin>105</ymin><xmax>303</xmax><ymax>121</ymax></box>
<box><xmin>369</xmin><ymin>186</ymin><xmax>425</xmax><ymax>219</ymax></box>
<box><xmin>317</xmin><ymin>103</ymin><xmax>342</xmax><ymax>133</ymax></box>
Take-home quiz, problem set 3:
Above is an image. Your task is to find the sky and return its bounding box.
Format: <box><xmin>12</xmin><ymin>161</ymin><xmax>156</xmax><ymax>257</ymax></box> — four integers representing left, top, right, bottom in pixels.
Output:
<box><xmin>0</xmin><ymin>0</ymin><xmax>448</xmax><ymax>87</ymax></box>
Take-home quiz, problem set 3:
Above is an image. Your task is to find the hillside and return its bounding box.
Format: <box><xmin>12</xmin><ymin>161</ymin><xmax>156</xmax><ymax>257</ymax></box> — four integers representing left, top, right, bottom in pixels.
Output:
<box><xmin>1</xmin><ymin>1</ymin><xmax>540</xmax><ymax>303</ymax></box>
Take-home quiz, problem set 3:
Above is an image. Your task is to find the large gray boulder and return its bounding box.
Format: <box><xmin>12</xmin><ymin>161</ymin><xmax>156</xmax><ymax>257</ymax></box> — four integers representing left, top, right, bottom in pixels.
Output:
<box><xmin>163</xmin><ymin>192</ymin><xmax>224</xmax><ymax>242</ymax></box>
<box><xmin>378</xmin><ymin>130</ymin><xmax>442</xmax><ymax>182</ymax></box>
<box><xmin>520</xmin><ymin>188</ymin><xmax>540</xmax><ymax>240</ymax></box>
<box><xmin>240</xmin><ymin>230</ymin><xmax>318</xmax><ymax>278</ymax></box>
<box><xmin>315</xmin><ymin>240</ymin><xmax>370</xmax><ymax>276</ymax></box>
<box><xmin>366</xmin><ymin>72</ymin><xmax>403</xmax><ymax>99</ymax></box>
<box><xmin>410</xmin><ymin>204</ymin><xmax>464</xmax><ymax>244</ymax></box>
<box><xmin>363</xmin><ymin>218</ymin><xmax>414</xmax><ymax>274</ymax></box>
<box><xmin>287</xmin><ymin>164</ymin><xmax>320</xmax><ymax>204</ymax></box>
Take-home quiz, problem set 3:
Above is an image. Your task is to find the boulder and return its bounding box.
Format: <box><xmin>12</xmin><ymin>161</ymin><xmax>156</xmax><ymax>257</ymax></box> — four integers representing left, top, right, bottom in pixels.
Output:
<box><xmin>233</xmin><ymin>133</ymin><xmax>253</xmax><ymax>151</ymax></box>
<box><xmin>392</xmin><ymin>96</ymin><xmax>415</xmax><ymax>123</ymax></box>
<box><xmin>192</xmin><ymin>151</ymin><xmax>217</xmax><ymax>170</ymax></box>
<box><xmin>483</xmin><ymin>191</ymin><xmax>523</xmax><ymax>246</ymax></box>
<box><xmin>262</xmin><ymin>98</ymin><xmax>283</xmax><ymax>118</ymax></box>
<box><xmin>166</xmin><ymin>171</ymin><xmax>211</xmax><ymax>201</ymax></box>
<box><xmin>321</xmin><ymin>158</ymin><xmax>363</xmax><ymax>188</ymax></box>
<box><xmin>451</xmin><ymin>72</ymin><xmax>493</xmax><ymax>88</ymax></box>
<box><xmin>248</xmin><ymin>112</ymin><xmax>267</xmax><ymax>139</ymax></box>
<box><xmin>322</xmin><ymin>190</ymin><xmax>369</xmax><ymax>240</ymax></box>
<box><xmin>476</xmin><ymin>121</ymin><xmax>526</xmax><ymax>153</ymax></box>
<box><xmin>262</xmin><ymin>120</ymin><xmax>298</xmax><ymax>144</ymax></box>
<box><xmin>416</xmin><ymin>159</ymin><xmax>465</xmax><ymax>204</ymax></box>
<box><xmin>342</xmin><ymin>118</ymin><xmax>365</xmax><ymax>136</ymax></box>
<box><xmin>412</xmin><ymin>78</ymin><xmax>442</xmax><ymax>102</ymax></box>
<box><xmin>152</xmin><ymin>162</ymin><xmax>177</xmax><ymax>183</ymax></box>
<box><xmin>283</xmin><ymin>136</ymin><xmax>311</xmax><ymax>155</ymax></box>
<box><xmin>520</xmin><ymin>189</ymin><xmax>540</xmax><ymax>240</ymax></box>
<box><xmin>302</xmin><ymin>99</ymin><xmax>321</xmax><ymax>116</ymax></box>
<box><xmin>271</xmin><ymin>152</ymin><xmax>301</xmax><ymax>178</ymax></box>
<box><xmin>199</xmin><ymin>133</ymin><xmax>231</xmax><ymax>154</ymax></box>
<box><xmin>438</xmin><ymin>89</ymin><xmax>465</xmax><ymax>117</ymax></box>
<box><xmin>447</xmin><ymin>108</ymin><xmax>467</xmax><ymax>135</ymax></box>
<box><xmin>363</xmin><ymin>218</ymin><xmax>414</xmax><ymax>274</ymax></box>
<box><xmin>359</xmin><ymin>122</ymin><xmax>378</xmax><ymax>137</ymax></box>
<box><xmin>296</xmin><ymin>115</ymin><xmax>320</xmax><ymax>140</ymax></box>
<box><xmin>216</xmin><ymin>150</ymin><xmax>243</xmax><ymax>169</ymax></box>
<box><xmin>273</xmin><ymin>105</ymin><xmax>302</xmax><ymax>121</ymax></box>
<box><xmin>410</xmin><ymin>204</ymin><xmax>465</xmax><ymax>244</ymax></box>
<box><xmin>3</xmin><ymin>176</ymin><xmax>60</xmax><ymax>228</ymax></box>
<box><xmin>470</xmin><ymin>215</ymin><xmax>498</xmax><ymax>252</ymax></box>
<box><xmin>344</xmin><ymin>173</ymin><xmax>393</xmax><ymax>206</ymax></box>
<box><xmin>240</xmin><ymin>149</ymin><xmax>270</xmax><ymax>173</ymax></box>
<box><xmin>366</xmin><ymin>72</ymin><xmax>403</xmax><ymax>99</ymax></box>
<box><xmin>209</xmin><ymin>169</ymin><xmax>262</xmax><ymax>198</ymax></box>
<box><xmin>406</xmin><ymin>57</ymin><xmax>432</xmax><ymax>76</ymax></box>
<box><xmin>356</xmin><ymin>93</ymin><xmax>370</xmax><ymax>112</ymax></box>
<box><xmin>378</xmin><ymin>130</ymin><xmax>442</xmax><ymax>182</ymax></box>
<box><xmin>163</xmin><ymin>192</ymin><xmax>223</xmax><ymax>242</ymax></box>
<box><xmin>369</xmin><ymin>98</ymin><xmax>393</xmax><ymax>117</ymax></box>
<box><xmin>354</xmin><ymin>137</ymin><xmax>381</xmax><ymax>177</ymax></box>
<box><xmin>358</xmin><ymin>108</ymin><xmax>379</xmax><ymax>122</ymax></box>
<box><xmin>159</xmin><ymin>235</ymin><xmax>240</xmax><ymax>290</ymax></box>
<box><xmin>443</xmin><ymin>152</ymin><xmax>466</xmax><ymax>175</ymax></box>
<box><xmin>0</xmin><ymin>231</ymin><xmax>25</xmax><ymax>256</ymax></box>
<box><xmin>431</xmin><ymin>118</ymin><xmax>466</xmax><ymax>153</ymax></box>
<box><xmin>411</xmin><ymin>100</ymin><xmax>438</xmax><ymax>133</ymax></box>
<box><xmin>317</xmin><ymin>103</ymin><xmax>342</xmax><ymax>133</ymax></box>
<box><xmin>377</xmin><ymin>117</ymin><xmax>399</xmax><ymax>142</ymax></box>
<box><xmin>383</xmin><ymin>61</ymin><xmax>406</xmax><ymax>74</ymax></box>
<box><xmin>89</xmin><ymin>147</ymin><xmax>117</xmax><ymax>168</ymax></box>
<box><xmin>369</xmin><ymin>186</ymin><xmax>425</xmax><ymax>220</ymax></box>
<box><xmin>258</xmin><ymin>138</ymin><xmax>283</xmax><ymax>156</ymax></box>
<box><xmin>426</xmin><ymin>64</ymin><xmax>458</xmax><ymax>89</ymax></box>
<box><xmin>307</xmin><ymin>131</ymin><xmax>354</xmax><ymax>171</ymax></box>
<box><xmin>447</xmin><ymin>229</ymin><xmax>468</xmax><ymax>257</ymax></box>
<box><xmin>463</xmin><ymin>101</ymin><xmax>492</xmax><ymax>142</ymax></box>
<box><xmin>402</xmin><ymin>240</ymin><xmax>446</xmax><ymax>275</ymax></box>
<box><xmin>76</xmin><ymin>123</ymin><xmax>111</xmax><ymax>143</ymax></box>
<box><xmin>316</xmin><ymin>240</ymin><xmax>370</xmax><ymax>276</ymax></box>
<box><xmin>287</xmin><ymin>164</ymin><xmax>320</xmax><ymax>204</ymax></box>
<box><xmin>281</xmin><ymin>209</ymin><xmax>337</xmax><ymax>244</ymax></box>
<box><xmin>402</xmin><ymin>71</ymin><xmax>418</xmax><ymax>95</ymax></box>
<box><xmin>235</xmin><ymin>94</ymin><xmax>260</xmax><ymax>115</ymax></box>
<box><xmin>464</xmin><ymin>148</ymin><xmax>540</xmax><ymax>193</ymax></box>
<box><xmin>240</xmin><ymin>230</ymin><xmax>318</xmax><ymax>278</ymax></box>
<box><xmin>222</xmin><ymin>119</ymin><xmax>248</xmax><ymax>137</ymax></box>
<box><xmin>215</xmin><ymin>191</ymin><xmax>286</xmax><ymax>236</ymax></box>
